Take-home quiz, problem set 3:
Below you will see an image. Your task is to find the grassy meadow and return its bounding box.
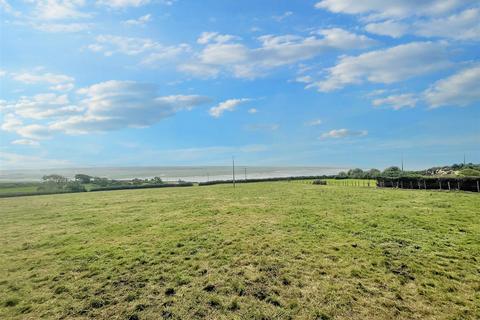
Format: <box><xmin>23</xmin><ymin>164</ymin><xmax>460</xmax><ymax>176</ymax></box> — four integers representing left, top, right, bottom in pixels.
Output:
<box><xmin>0</xmin><ymin>182</ymin><xmax>479</xmax><ymax>319</ymax></box>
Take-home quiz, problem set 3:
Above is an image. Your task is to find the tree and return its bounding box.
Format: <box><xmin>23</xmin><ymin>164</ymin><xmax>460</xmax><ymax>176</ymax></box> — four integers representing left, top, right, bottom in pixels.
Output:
<box><xmin>152</xmin><ymin>176</ymin><xmax>163</xmax><ymax>184</ymax></box>
<box><xmin>92</xmin><ymin>177</ymin><xmax>110</xmax><ymax>187</ymax></box>
<box><xmin>64</xmin><ymin>181</ymin><xmax>86</xmax><ymax>192</ymax></box>
<box><xmin>347</xmin><ymin>168</ymin><xmax>364</xmax><ymax>179</ymax></box>
<box><xmin>42</xmin><ymin>174</ymin><xmax>68</xmax><ymax>184</ymax></box>
<box><xmin>75</xmin><ymin>174</ymin><xmax>91</xmax><ymax>184</ymax></box>
<box><xmin>365</xmin><ymin>168</ymin><xmax>381</xmax><ymax>179</ymax></box>
<box><xmin>337</xmin><ymin>171</ymin><xmax>348</xmax><ymax>179</ymax></box>
<box><xmin>382</xmin><ymin>166</ymin><xmax>402</xmax><ymax>178</ymax></box>
<box><xmin>131</xmin><ymin>178</ymin><xmax>143</xmax><ymax>185</ymax></box>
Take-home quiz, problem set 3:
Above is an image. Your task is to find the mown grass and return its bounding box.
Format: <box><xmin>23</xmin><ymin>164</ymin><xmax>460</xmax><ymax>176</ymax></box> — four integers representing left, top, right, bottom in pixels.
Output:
<box><xmin>0</xmin><ymin>182</ymin><xmax>479</xmax><ymax>319</ymax></box>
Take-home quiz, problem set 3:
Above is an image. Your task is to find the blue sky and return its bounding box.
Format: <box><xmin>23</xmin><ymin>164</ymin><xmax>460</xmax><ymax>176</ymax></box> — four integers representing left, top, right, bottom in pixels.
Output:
<box><xmin>1</xmin><ymin>0</ymin><xmax>479</xmax><ymax>170</ymax></box>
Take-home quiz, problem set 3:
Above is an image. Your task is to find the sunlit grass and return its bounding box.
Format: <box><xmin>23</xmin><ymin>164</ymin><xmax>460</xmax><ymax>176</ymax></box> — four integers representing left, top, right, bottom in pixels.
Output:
<box><xmin>1</xmin><ymin>182</ymin><xmax>479</xmax><ymax>319</ymax></box>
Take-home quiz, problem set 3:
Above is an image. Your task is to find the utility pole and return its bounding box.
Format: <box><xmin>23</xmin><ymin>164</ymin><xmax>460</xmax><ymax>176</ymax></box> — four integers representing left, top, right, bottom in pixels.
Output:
<box><xmin>401</xmin><ymin>153</ymin><xmax>404</xmax><ymax>172</ymax></box>
<box><xmin>463</xmin><ymin>153</ymin><xmax>466</xmax><ymax>166</ymax></box>
<box><xmin>232</xmin><ymin>156</ymin><xmax>236</xmax><ymax>188</ymax></box>
<box><xmin>244</xmin><ymin>167</ymin><xmax>247</xmax><ymax>181</ymax></box>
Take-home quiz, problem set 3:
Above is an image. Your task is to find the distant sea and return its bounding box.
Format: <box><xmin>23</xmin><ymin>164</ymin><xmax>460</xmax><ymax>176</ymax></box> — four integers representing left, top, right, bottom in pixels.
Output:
<box><xmin>0</xmin><ymin>166</ymin><xmax>346</xmax><ymax>182</ymax></box>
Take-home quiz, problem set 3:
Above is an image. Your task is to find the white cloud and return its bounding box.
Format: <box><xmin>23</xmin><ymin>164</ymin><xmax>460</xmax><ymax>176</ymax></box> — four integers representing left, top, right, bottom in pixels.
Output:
<box><xmin>7</xmin><ymin>0</ymin><xmax>93</xmax><ymax>32</ymax></box>
<box><xmin>315</xmin><ymin>0</ymin><xmax>469</xmax><ymax>19</ymax></box>
<box><xmin>88</xmin><ymin>34</ymin><xmax>161</xmax><ymax>56</ymax></box>
<box><xmin>12</xmin><ymin>71</ymin><xmax>74</xmax><ymax>85</ymax></box>
<box><xmin>50</xmin><ymin>80</ymin><xmax>210</xmax><ymax>134</ymax></box>
<box><xmin>88</xmin><ymin>35</ymin><xmax>189</xmax><ymax>65</ymax></box>
<box><xmin>197</xmin><ymin>32</ymin><xmax>237</xmax><ymax>44</ymax></box>
<box><xmin>273</xmin><ymin>11</ymin><xmax>293</xmax><ymax>22</ymax></box>
<box><xmin>310</xmin><ymin>42</ymin><xmax>450</xmax><ymax>92</ymax></box>
<box><xmin>209</xmin><ymin>98</ymin><xmax>251</xmax><ymax>118</ymax></box>
<box><xmin>248</xmin><ymin>108</ymin><xmax>258</xmax><ymax>114</ymax></box>
<box><xmin>11</xmin><ymin>70</ymin><xmax>75</xmax><ymax>91</ymax></box>
<box><xmin>184</xmin><ymin>28</ymin><xmax>375</xmax><ymax>79</ymax></box>
<box><xmin>4</xmin><ymin>93</ymin><xmax>82</xmax><ymax>119</ymax></box>
<box><xmin>372</xmin><ymin>93</ymin><xmax>418</xmax><ymax>110</ymax></box>
<box><xmin>365</xmin><ymin>20</ymin><xmax>409</xmax><ymax>38</ymax></box>
<box><xmin>16</xmin><ymin>124</ymin><xmax>54</xmax><ymax>140</ymax></box>
<box><xmin>295</xmin><ymin>75</ymin><xmax>313</xmax><ymax>83</ymax></box>
<box><xmin>321</xmin><ymin>128</ymin><xmax>368</xmax><ymax>139</ymax></box>
<box><xmin>124</xmin><ymin>13</ymin><xmax>151</xmax><ymax>26</ymax></box>
<box><xmin>31</xmin><ymin>0</ymin><xmax>90</xmax><ymax>20</ymax></box>
<box><xmin>96</xmin><ymin>0</ymin><xmax>150</xmax><ymax>8</ymax></box>
<box><xmin>365</xmin><ymin>8</ymin><xmax>480</xmax><ymax>41</ymax></box>
<box><xmin>414</xmin><ymin>8</ymin><xmax>480</xmax><ymax>41</ymax></box>
<box><xmin>141</xmin><ymin>45</ymin><xmax>190</xmax><ymax>65</ymax></box>
<box><xmin>177</xmin><ymin>63</ymin><xmax>219</xmax><ymax>78</ymax></box>
<box><xmin>50</xmin><ymin>83</ymin><xmax>75</xmax><ymax>91</ymax></box>
<box><xmin>305</xmin><ymin>119</ymin><xmax>323</xmax><ymax>126</ymax></box>
<box><xmin>11</xmin><ymin>139</ymin><xmax>40</xmax><ymax>146</ymax></box>
<box><xmin>424</xmin><ymin>65</ymin><xmax>480</xmax><ymax>108</ymax></box>
<box><xmin>2</xmin><ymin>81</ymin><xmax>210</xmax><ymax>140</ymax></box>
<box><xmin>1</xmin><ymin>114</ymin><xmax>23</xmax><ymax>132</ymax></box>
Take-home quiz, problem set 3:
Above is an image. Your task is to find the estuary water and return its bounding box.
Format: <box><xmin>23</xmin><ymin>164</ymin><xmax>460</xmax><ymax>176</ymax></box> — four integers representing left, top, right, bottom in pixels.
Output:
<box><xmin>0</xmin><ymin>166</ymin><xmax>345</xmax><ymax>182</ymax></box>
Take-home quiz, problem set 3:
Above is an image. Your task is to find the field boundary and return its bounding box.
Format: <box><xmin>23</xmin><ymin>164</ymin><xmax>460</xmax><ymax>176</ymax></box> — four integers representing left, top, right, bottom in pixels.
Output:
<box><xmin>377</xmin><ymin>176</ymin><xmax>480</xmax><ymax>192</ymax></box>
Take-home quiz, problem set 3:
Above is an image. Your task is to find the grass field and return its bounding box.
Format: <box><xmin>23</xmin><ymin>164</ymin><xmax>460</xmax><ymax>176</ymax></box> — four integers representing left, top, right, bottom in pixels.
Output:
<box><xmin>1</xmin><ymin>182</ymin><xmax>479</xmax><ymax>319</ymax></box>
<box><xmin>0</xmin><ymin>185</ymin><xmax>38</xmax><ymax>195</ymax></box>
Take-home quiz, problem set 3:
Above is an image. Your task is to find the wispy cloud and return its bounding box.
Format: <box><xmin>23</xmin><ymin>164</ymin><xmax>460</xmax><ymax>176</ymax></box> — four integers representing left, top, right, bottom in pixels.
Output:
<box><xmin>425</xmin><ymin>65</ymin><xmax>480</xmax><ymax>108</ymax></box>
<box><xmin>305</xmin><ymin>119</ymin><xmax>323</xmax><ymax>126</ymax></box>
<box><xmin>124</xmin><ymin>14</ymin><xmax>152</xmax><ymax>26</ymax></box>
<box><xmin>306</xmin><ymin>42</ymin><xmax>450</xmax><ymax>92</ymax></box>
<box><xmin>209</xmin><ymin>98</ymin><xmax>251</xmax><ymax>118</ymax></box>
<box><xmin>88</xmin><ymin>35</ymin><xmax>189</xmax><ymax>65</ymax></box>
<box><xmin>321</xmin><ymin>128</ymin><xmax>368</xmax><ymax>139</ymax></box>
<box><xmin>273</xmin><ymin>11</ymin><xmax>293</xmax><ymax>22</ymax></box>
<box><xmin>181</xmin><ymin>28</ymin><xmax>375</xmax><ymax>79</ymax></box>
<box><xmin>372</xmin><ymin>93</ymin><xmax>418</xmax><ymax>110</ymax></box>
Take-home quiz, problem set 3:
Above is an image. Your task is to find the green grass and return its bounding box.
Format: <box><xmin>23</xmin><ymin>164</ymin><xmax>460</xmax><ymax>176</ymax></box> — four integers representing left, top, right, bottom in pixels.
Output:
<box><xmin>0</xmin><ymin>185</ymin><xmax>39</xmax><ymax>195</ymax></box>
<box><xmin>0</xmin><ymin>182</ymin><xmax>479</xmax><ymax>319</ymax></box>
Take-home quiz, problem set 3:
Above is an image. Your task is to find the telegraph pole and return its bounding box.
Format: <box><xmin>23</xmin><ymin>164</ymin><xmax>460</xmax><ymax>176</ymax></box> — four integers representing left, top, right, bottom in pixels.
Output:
<box><xmin>244</xmin><ymin>167</ymin><xmax>247</xmax><ymax>181</ymax></box>
<box><xmin>232</xmin><ymin>156</ymin><xmax>236</xmax><ymax>188</ymax></box>
<box><xmin>401</xmin><ymin>153</ymin><xmax>404</xmax><ymax>172</ymax></box>
<box><xmin>464</xmin><ymin>153</ymin><xmax>466</xmax><ymax>166</ymax></box>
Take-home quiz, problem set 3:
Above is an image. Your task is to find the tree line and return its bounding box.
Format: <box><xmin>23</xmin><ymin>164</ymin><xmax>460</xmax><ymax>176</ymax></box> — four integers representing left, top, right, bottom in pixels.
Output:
<box><xmin>336</xmin><ymin>163</ymin><xmax>480</xmax><ymax>180</ymax></box>
<box><xmin>38</xmin><ymin>174</ymin><xmax>165</xmax><ymax>193</ymax></box>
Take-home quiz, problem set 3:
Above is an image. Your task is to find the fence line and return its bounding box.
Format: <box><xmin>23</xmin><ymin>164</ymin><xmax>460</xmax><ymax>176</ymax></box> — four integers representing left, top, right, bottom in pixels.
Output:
<box><xmin>376</xmin><ymin>177</ymin><xmax>480</xmax><ymax>192</ymax></box>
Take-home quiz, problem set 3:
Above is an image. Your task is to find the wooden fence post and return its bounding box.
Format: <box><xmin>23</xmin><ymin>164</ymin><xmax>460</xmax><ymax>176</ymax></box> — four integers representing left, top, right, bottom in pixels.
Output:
<box><xmin>477</xmin><ymin>180</ymin><xmax>479</xmax><ymax>192</ymax></box>
<box><xmin>457</xmin><ymin>181</ymin><xmax>460</xmax><ymax>191</ymax></box>
<box><xmin>448</xmin><ymin>181</ymin><xmax>451</xmax><ymax>191</ymax></box>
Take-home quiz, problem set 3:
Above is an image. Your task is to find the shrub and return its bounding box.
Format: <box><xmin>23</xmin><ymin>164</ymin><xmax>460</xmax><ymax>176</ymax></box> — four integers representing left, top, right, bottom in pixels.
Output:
<box><xmin>64</xmin><ymin>182</ymin><xmax>86</xmax><ymax>192</ymax></box>
<box><xmin>458</xmin><ymin>168</ymin><xmax>480</xmax><ymax>177</ymax></box>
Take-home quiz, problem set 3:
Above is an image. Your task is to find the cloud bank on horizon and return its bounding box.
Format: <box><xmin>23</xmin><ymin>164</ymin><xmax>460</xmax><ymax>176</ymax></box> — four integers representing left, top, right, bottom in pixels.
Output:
<box><xmin>0</xmin><ymin>0</ymin><xmax>479</xmax><ymax>169</ymax></box>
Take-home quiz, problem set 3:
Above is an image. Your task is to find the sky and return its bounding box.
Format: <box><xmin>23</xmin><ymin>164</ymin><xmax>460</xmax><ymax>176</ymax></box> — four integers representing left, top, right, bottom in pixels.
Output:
<box><xmin>0</xmin><ymin>0</ymin><xmax>479</xmax><ymax>170</ymax></box>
